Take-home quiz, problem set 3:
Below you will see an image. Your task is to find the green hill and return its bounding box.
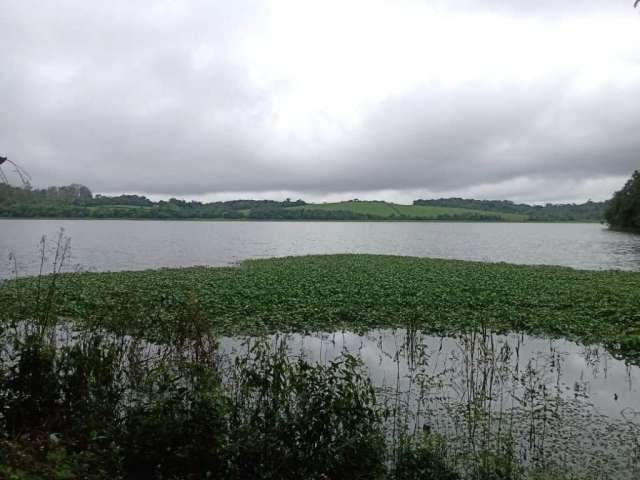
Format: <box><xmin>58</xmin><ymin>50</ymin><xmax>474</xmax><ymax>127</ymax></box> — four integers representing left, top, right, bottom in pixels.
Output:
<box><xmin>414</xmin><ymin>198</ymin><xmax>607</xmax><ymax>222</ymax></box>
<box><xmin>0</xmin><ymin>183</ymin><xmax>603</xmax><ymax>222</ymax></box>
<box><xmin>291</xmin><ymin>201</ymin><xmax>527</xmax><ymax>221</ymax></box>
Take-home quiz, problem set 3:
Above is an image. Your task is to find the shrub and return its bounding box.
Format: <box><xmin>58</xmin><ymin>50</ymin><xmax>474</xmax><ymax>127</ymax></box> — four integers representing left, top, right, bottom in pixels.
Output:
<box><xmin>226</xmin><ymin>341</ymin><xmax>386</xmax><ymax>479</ymax></box>
<box><xmin>392</xmin><ymin>433</ymin><xmax>459</xmax><ymax>480</ymax></box>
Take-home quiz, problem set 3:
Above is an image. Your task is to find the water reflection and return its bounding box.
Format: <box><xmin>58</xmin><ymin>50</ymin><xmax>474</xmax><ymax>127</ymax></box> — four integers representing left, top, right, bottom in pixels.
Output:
<box><xmin>5</xmin><ymin>320</ymin><xmax>640</xmax><ymax>478</ymax></box>
<box><xmin>221</xmin><ymin>329</ymin><xmax>640</xmax><ymax>478</ymax></box>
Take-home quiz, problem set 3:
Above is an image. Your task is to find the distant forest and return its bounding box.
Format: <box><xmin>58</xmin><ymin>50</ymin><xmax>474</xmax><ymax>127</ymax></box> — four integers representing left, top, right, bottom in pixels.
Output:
<box><xmin>413</xmin><ymin>198</ymin><xmax>607</xmax><ymax>222</ymax></box>
<box><xmin>0</xmin><ymin>184</ymin><xmax>308</xmax><ymax>220</ymax></box>
<box><xmin>0</xmin><ymin>183</ymin><xmax>608</xmax><ymax>222</ymax></box>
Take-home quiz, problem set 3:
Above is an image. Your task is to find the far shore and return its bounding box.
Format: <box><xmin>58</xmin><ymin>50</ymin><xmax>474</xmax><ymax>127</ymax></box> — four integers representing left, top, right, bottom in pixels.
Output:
<box><xmin>0</xmin><ymin>216</ymin><xmax>604</xmax><ymax>224</ymax></box>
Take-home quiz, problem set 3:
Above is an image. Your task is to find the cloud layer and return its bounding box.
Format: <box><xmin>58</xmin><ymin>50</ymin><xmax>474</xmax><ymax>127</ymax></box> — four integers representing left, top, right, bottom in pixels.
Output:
<box><xmin>1</xmin><ymin>0</ymin><xmax>639</xmax><ymax>203</ymax></box>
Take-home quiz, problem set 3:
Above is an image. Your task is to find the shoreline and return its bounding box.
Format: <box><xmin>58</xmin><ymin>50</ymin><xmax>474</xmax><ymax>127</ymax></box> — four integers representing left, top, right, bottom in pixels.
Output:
<box><xmin>0</xmin><ymin>216</ymin><xmax>604</xmax><ymax>224</ymax></box>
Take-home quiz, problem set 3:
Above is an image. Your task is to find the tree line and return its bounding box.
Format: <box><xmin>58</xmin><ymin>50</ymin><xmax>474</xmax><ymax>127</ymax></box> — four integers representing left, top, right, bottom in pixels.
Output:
<box><xmin>0</xmin><ymin>184</ymin><xmax>500</xmax><ymax>221</ymax></box>
<box><xmin>3</xmin><ymin>179</ymin><xmax>638</xmax><ymax>226</ymax></box>
<box><xmin>0</xmin><ymin>184</ymin><xmax>305</xmax><ymax>220</ymax></box>
<box><xmin>414</xmin><ymin>197</ymin><xmax>607</xmax><ymax>222</ymax></box>
<box><xmin>605</xmin><ymin>170</ymin><xmax>640</xmax><ymax>232</ymax></box>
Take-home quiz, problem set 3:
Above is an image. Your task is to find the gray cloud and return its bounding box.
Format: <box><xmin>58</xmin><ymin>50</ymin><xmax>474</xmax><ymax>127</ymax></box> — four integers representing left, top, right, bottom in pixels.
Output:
<box><xmin>443</xmin><ymin>1</ymin><xmax>624</xmax><ymax>13</ymax></box>
<box><xmin>1</xmin><ymin>0</ymin><xmax>639</xmax><ymax>203</ymax></box>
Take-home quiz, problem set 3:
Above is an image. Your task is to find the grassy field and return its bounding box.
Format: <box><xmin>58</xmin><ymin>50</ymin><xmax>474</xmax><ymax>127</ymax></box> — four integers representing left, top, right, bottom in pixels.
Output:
<box><xmin>291</xmin><ymin>201</ymin><xmax>528</xmax><ymax>221</ymax></box>
<box><xmin>3</xmin><ymin>254</ymin><xmax>639</xmax><ymax>357</ymax></box>
<box><xmin>72</xmin><ymin>200</ymin><xmax>528</xmax><ymax>220</ymax></box>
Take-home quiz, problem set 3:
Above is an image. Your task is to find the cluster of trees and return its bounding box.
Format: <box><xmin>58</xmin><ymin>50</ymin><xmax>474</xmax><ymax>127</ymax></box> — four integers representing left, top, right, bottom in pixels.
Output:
<box><xmin>247</xmin><ymin>208</ymin><xmax>373</xmax><ymax>220</ymax></box>
<box><xmin>246</xmin><ymin>209</ymin><xmax>503</xmax><ymax>221</ymax></box>
<box><xmin>433</xmin><ymin>212</ymin><xmax>502</xmax><ymax>221</ymax></box>
<box><xmin>605</xmin><ymin>170</ymin><xmax>640</xmax><ymax>232</ymax></box>
<box><xmin>0</xmin><ymin>183</ymin><xmax>92</xmax><ymax>205</ymax></box>
<box><xmin>5</xmin><ymin>180</ymin><xmax>636</xmax><ymax>226</ymax></box>
<box><xmin>0</xmin><ymin>184</ymin><xmax>507</xmax><ymax>221</ymax></box>
<box><xmin>414</xmin><ymin>197</ymin><xmax>607</xmax><ymax>222</ymax></box>
<box><xmin>91</xmin><ymin>194</ymin><xmax>153</xmax><ymax>206</ymax></box>
<box><xmin>0</xmin><ymin>183</ymin><xmax>309</xmax><ymax>220</ymax></box>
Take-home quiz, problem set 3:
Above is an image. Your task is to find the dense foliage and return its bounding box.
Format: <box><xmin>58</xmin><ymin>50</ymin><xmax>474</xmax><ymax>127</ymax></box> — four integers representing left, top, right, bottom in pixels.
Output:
<box><xmin>0</xmin><ymin>323</ymin><xmax>400</xmax><ymax>480</ymax></box>
<box><xmin>0</xmin><ymin>245</ymin><xmax>460</xmax><ymax>479</ymax></box>
<box><xmin>605</xmin><ymin>170</ymin><xmax>640</xmax><ymax>232</ymax></box>
<box><xmin>0</xmin><ymin>183</ymin><xmax>307</xmax><ymax>219</ymax></box>
<box><xmin>3</xmin><ymin>255</ymin><xmax>640</xmax><ymax>359</ymax></box>
<box><xmin>0</xmin><ymin>183</ymin><xmax>605</xmax><ymax>221</ymax></box>
<box><xmin>414</xmin><ymin>197</ymin><xmax>607</xmax><ymax>222</ymax></box>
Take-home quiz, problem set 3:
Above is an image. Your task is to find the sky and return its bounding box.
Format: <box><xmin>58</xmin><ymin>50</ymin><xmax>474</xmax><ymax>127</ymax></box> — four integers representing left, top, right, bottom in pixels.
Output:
<box><xmin>1</xmin><ymin>0</ymin><xmax>639</xmax><ymax>204</ymax></box>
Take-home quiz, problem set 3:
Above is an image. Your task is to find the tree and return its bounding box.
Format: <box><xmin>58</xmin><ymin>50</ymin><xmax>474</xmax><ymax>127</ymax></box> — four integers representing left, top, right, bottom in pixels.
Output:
<box><xmin>605</xmin><ymin>170</ymin><xmax>640</xmax><ymax>231</ymax></box>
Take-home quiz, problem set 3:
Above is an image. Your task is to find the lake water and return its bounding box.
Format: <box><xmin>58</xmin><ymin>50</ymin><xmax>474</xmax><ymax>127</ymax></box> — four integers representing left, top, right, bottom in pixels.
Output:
<box><xmin>27</xmin><ymin>321</ymin><xmax>640</xmax><ymax>478</ymax></box>
<box><xmin>222</xmin><ymin>329</ymin><xmax>640</xmax><ymax>478</ymax></box>
<box><xmin>3</xmin><ymin>219</ymin><xmax>640</xmax><ymax>477</ymax></box>
<box><xmin>1</xmin><ymin>219</ymin><xmax>640</xmax><ymax>278</ymax></box>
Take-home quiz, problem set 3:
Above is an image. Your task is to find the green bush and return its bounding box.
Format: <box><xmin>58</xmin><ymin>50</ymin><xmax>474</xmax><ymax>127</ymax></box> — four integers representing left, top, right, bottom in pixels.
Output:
<box><xmin>392</xmin><ymin>433</ymin><xmax>459</xmax><ymax>480</ymax></box>
<box><xmin>120</xmin><ymin>362</ymin><xmax>228</xmax><ymax>479</ymax></box>
<box><xmin>1</xmin><ymin>327</ymin><xmax>389</xmax><ymax>479</ymax></box>
<box><xmin>226</xmin><ymin>342</ymin><xmax>386</xmax><ymax>479</ymax></box>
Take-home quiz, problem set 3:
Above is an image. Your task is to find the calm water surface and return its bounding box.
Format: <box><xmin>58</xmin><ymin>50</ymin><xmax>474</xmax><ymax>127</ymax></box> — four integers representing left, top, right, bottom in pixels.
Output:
<box><xmin>225</xmin><ymin>329</ymin><xmax>640</xmax><ymax>477</ymax></box>
<box><xmin>41</xmin><ymin>323</ymin><xmax>640</xmax><ymax>478</ymax></box>
<box><xmin>1</xmin><ymin>219</ymin><xmax>640</xmax><ymax>278</ymax></box>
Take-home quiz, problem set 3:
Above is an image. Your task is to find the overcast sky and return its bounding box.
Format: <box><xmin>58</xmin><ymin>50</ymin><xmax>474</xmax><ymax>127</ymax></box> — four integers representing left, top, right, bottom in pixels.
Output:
<box><xmin>1</xmin><ymin>1</ymin><xmax>639</xmax><ymax>204</ymax></box>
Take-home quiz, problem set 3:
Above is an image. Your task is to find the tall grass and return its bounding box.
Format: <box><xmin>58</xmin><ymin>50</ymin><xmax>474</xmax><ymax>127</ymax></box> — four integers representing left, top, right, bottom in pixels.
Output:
<box><xmin>0</xmin><ymin>235</ymin><xmax>449</xmax><ymax>479</ymax></box>
<box><xmin>3</xmin><ymin>317</ymin><xmax>456</xmax><ymax>479</ymax></box>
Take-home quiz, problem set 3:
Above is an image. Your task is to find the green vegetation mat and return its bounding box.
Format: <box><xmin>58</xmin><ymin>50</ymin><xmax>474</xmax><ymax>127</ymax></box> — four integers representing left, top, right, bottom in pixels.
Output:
<box><xmin>3</xmin><ymin>254</ymin><xmax>640</xmax><ymax>479</ymax></box>
<box><xmin>2</xmin><ymin>255</ymin><xmax>640</xmax><ymax>357</ymax></box>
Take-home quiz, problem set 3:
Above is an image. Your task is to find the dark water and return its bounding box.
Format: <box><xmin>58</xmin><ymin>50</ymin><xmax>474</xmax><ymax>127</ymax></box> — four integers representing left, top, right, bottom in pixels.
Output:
<box><xmin>32</xmin><ymin>322</ymin><xmax>640</xmax><ymax>478</ymax></box>
<box><xmin>222</xmin><ymin>329</ymin><xmax>640</xmax><ymax>478</ymax></box>
<box><xmin>1</xmin><ymin>219</ymin><xmax>640</xmax><ymax>278</ymax></box>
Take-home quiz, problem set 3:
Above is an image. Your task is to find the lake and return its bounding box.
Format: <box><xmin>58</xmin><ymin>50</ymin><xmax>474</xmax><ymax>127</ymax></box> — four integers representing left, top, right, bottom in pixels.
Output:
<box><xmin>223</xmin><ymin>329</ymin><xmax>640</xmax><ymax>478</ymax></box>
<box><xmin>3</xmin><ymin>219</ymin><xmax>640</xmax><ymax>477</ymax></box>
<box><xmin>37</xmin><ymin>321</ymin><xmax>640</xmax><ymax>478</ymax></box>
<box><xmin>1</xmin><ymin>219</ymin><xmax>640</xmax><ymax>278</ymax></box>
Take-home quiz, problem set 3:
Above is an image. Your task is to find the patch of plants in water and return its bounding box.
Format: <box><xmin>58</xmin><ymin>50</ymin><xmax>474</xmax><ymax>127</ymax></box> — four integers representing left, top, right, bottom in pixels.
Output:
<box><xmin>2</xmin><ymin>233</ymin><xmax>639</xmax><ymax>478</ymax></box>
<box><xmin>1</xmin><ymin>316</ymin><xmax>466</xmax><ymax>479</ymax></box>
<box><xmin>3</xmin><ymin>249</ymin><xmax>640</xmax><ymax>360</ymax></box>
<box><xmin>5</xmin><ymin>318</ymin><xmax>620</xmax><ymax>480</ymax></box>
